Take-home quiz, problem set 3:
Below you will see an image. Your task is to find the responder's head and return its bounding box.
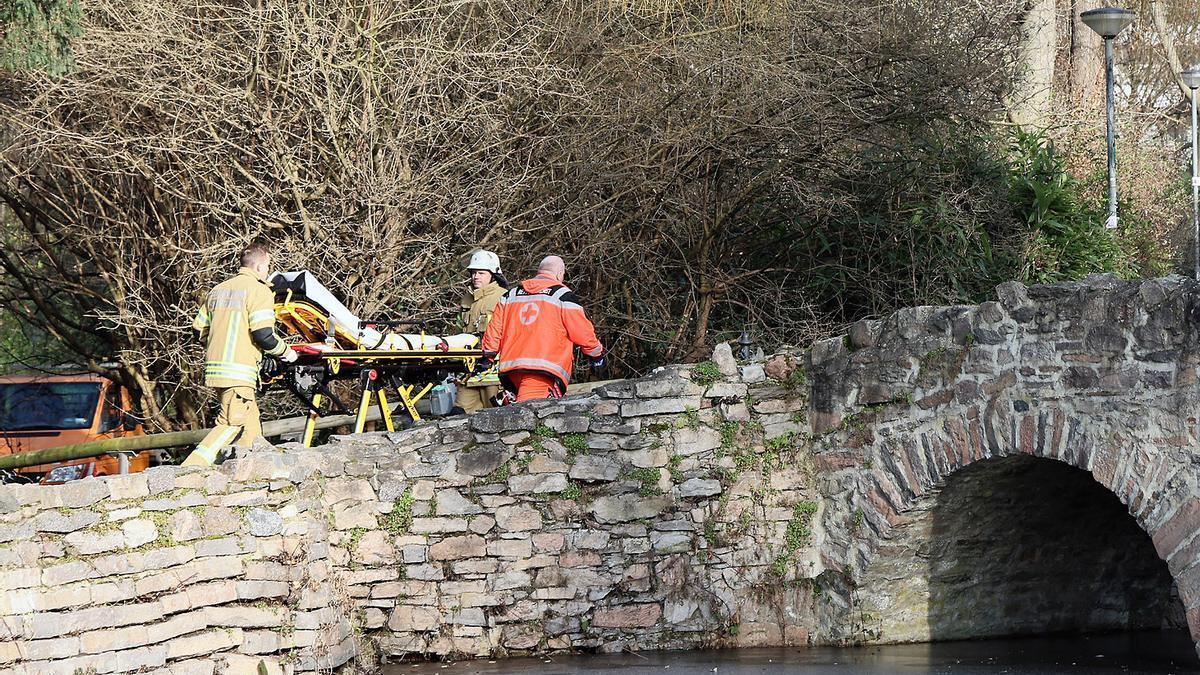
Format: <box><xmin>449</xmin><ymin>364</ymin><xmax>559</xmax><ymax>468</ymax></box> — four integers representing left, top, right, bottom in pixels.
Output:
<box><xmin>240</xmin><ymin>242</ymin><xmax>271</xmax><ymax>281</ymax></box>
<box><xmin>465</xmin><ymin>250</ymin><xmax>504</xmax><ymax>289</ymax></box>
<box><xmin>537</xmin><ymin>255</ymin><xmax>565</xmax><ymax>283</ymax></box>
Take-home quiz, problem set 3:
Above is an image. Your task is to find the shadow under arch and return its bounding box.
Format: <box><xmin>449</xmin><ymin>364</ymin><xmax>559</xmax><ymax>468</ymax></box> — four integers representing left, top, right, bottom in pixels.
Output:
<box><xmin>856</xmin><ymin>455</ymin><xmax>1191</xmax><ymax>652</ymax></box>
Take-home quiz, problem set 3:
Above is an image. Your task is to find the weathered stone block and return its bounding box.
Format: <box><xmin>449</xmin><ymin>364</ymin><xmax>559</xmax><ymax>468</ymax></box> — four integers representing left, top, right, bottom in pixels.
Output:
<box><xmin>194</xmin><ymin>538</ymin><xmax>249</xmax><ymax>558</ymax></box>
<box><xmin>545</xmin><ymin>416</ymin><xmax>590</xmax><ymax>433</ymax></box>
<box><xmin>532</xmin><ymin>532</ymin><xmax>565</xmax><ymax>552</ymax></box>
<box><xmin>469</xmin><ymin>406</ymin><xmax>537</xmax><ymax>433</ymax></box>
<box><xmin>490</xmin><ymin>571</ymin><xmax>532</xmax><ymax>592</ymax></box>
<box><xmin>201</xmin><ymin>507</ymin><xmax>241</xmax><ymax>538</ymax></box>
<box><xmin>388</xmin><ymin>605</ymin><xmax>440</xmax><ymax>632</ymax></box>
<box><xmin>620</xmin><ymin>397</ymin><xmax>700</xmax><ymax>417</ymax></box>
<box><xmin>486</xmin><ymin>538</ymin><xmax>533</xmax><ymax>558</ymax></box>
<box><xmin>495</xmin><ymin>505</ymin><xmax>543</xmax><ymax>531</ymax></box>
<box><xmin>354</xmin><ymin>530</ymin><xmax>397</xmax><ymax>566</ymax></box>
<box><xmin>21</xmin><ymin>601</ymin><xmax>166</xmax><ymax>639</ymax></box>
<box><xmin>47</xmin><ymin>479</ymin><xmax>110</xmax><ymax>509</ymax></box>
<box><xmin>40</xmin><ymin>560</ymin><xmax>93</xmax><ymax>587</ymax></box>
<box><xmin>167</xmin><ymin>510</ymin><xmax>203</xmax><ymax>542</ymax></box>
<box><xmin>679</xmin><ymin>478</ymin><xmax>722</xmax><ymax>498</ymax></box>
<box><xmin>31</xmin><ymin>510</ymin><xmax>98</xmax><ymax>534</ymax></box>
<box><xmin>739</xmin><ymin>364</ymin><xmax>766</xmax><ymax>383</ymax></box>
<box><xmin>410</xmin><ymin>517</ymin><xmax>469</xmax><ymax>534</ymax></box>
<box><xmin>636</xmin><ymin>376</ymin><xmax>704</xmax><ymax>398</ymax></box>
<box><xmin>507</xmin><ymin>472</ymin><xmax>567</xmax><ymax>495</ymax></box>
<box><xmin>567</xmin><ymin>530</ymin><xmax>611</xmax><ymax>550</ymax></box>
<box><xmin>106</xmin><ymin>473</ymin><xmax>151</xmax><ymax>501</ymax></box>
<box><xmin>650</xmin><ymin>531</ymin><xmax>692</xmax><ymax>553</ymax></box>
<box><xmin>332</xmin><ymin>502</ymin><xmax>378</xmax><ymax>530</ymax></box>
<box><xmin>670</xmin><ymin>426</ymin><xmax>721</xmax><ymax>456</ymax></box>
<box><xmin>569</xmin><ymin>455</ymin><xmax>621</xmax><ymax>482</ymax></box>
<box><xmin>322</xmin><ymin>478</ymin><xmax>377</xmax><ymax>506</ymax></box>
<box><xmin>620</xmin><ymin>445</ymin><xmax>669</xmax><ymax>468</ymax></box>
<box><xmin>428</xmin><ymin>535</ymin><xmax>486</xmax><ymax>561</ymax></box>
<box><xmin>719</xmin><ymin>401</ymin><xmax>751</xmax><ymax>422</ymax></box>
<box><xmin>236</xmin><ymin>580</ymin><xmax>289</xmax><ymax>600</ymax></box>
<box><xmin>16</xmin><ymin>636</ymin><xmax>79</xmax><ymax>661</ymax></box>
<box><xmin>711</xmin><ymin>342</ymin><xmax>738</xmax><ymax>376</ymax></box>
<box><xmin>434</xmin><ymin>489</ymin><xmax>483</xmax><ymax>516</ymax></box>
<box><xmin>0</xmin><ymin>522</ymin><xmax>34</xmax><ymax>544</ymax></box>
<box><xmin>456</xmin><ymin>445</ymin><xmax>514</xmax><ymax>477</ymax></box>
<box><xmin>166</xmin><ymin>627</ymin><xmax>244</xmax><ymax>660</ymax></box>
<box><xmin>705</xmin><ymin>382</ymin><xmax>748</xmax><ymax>399</ymax></box>
<box><xmin>64</xmin><ymin>529</ymin><xmax>124</xmax><ymax>555</ymax></box>
<box><xmin>592</xmin><ymin>603</ymin><xmax>663</xmax><ymax>628</ymax></box>
<box><xmin>245</xmin><ymin>508</ymin><xmax>283</xmax><ymax>537</ymax></box>
<box><xmin>592</xmin><ymin>496</ymin><xmax>672</xmax><ymax>523</ymax></box>
<box><xmin>204</xmin><ymin>605</ymin><xmax>285</xmax><ymax>628</ymax></box>
<box><xmin>527</xmin><ymin>455</ymin><xmax>570</xmax><ymax>473</ymax></box>
<box><xmin>119</xmin><ymin>519</ymin><xmax>157</xmax><ymax>549</ymax></box>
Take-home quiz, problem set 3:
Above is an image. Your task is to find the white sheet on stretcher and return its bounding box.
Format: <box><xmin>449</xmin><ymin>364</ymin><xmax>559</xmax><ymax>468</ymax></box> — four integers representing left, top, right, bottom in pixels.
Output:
<box><xmin>272</xmin><ymin>271</ymin><xmax>479</xmax><ymax>351</ymax></box>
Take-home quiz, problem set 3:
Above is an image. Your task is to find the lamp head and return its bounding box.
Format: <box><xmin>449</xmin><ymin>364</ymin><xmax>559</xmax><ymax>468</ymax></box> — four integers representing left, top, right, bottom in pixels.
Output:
<box><xmin>1182</xmin><ymin>67</ymin><xmax>1200</xmax><ymax>91</ymax></box>
<box><xmin>1080</xmin><ymin>7</ymin><xmax>1136</xmax><ymax>39</ymax></box>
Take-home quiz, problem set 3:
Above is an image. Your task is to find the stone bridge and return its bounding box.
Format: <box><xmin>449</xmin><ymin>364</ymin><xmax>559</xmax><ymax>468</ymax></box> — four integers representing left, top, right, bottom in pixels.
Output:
<box><xmin>2</xmin><ymin>274</ymin><xmax>1199</xmax><ymax>673</ymax></box>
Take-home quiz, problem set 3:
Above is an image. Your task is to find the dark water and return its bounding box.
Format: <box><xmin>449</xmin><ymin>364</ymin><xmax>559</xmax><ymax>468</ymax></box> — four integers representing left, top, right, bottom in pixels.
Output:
<box><xmin>384</xmin><ymin>631</ymin><xmax>1200</xmax><ymax>674</ymax></box>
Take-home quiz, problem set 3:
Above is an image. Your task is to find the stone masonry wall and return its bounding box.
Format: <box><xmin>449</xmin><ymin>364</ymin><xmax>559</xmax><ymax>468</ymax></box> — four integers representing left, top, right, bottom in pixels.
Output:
<box><xmin>806</xmin><ymin>274</ymin><xmax>1200</xmax><ymax>648</ymax></box>
<box><xmin>9</xmin><ymin>273</ymin><xmax>1200</xmax><ymax>673</ymax></box>
<box><xmin>0</xmin><ymin>355</ymin><xmax>823</xmax><ymax>674</ymax></box>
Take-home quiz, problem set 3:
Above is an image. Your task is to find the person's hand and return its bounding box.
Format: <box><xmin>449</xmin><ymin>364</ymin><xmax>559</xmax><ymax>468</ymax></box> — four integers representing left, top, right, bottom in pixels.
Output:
<box><xmin>280</xmin><ymin>348</ymin><xmax>299</xmax><ymax>363</ymax></box>
<box><xmin>589</xmin><ymin>354</ymin><xmax>606</xmax><ymax>372</ymax></box>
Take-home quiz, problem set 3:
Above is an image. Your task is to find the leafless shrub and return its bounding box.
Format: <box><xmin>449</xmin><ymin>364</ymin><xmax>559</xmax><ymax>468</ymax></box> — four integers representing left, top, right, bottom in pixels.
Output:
<box><xmin>0</xmin><ymin>0</ymin><xmax>1023</xmax><ymax>429</ymax></box>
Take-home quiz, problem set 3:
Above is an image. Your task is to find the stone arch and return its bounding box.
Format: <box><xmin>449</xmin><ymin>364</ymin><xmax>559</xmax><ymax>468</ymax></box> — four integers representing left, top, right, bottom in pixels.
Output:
<box><xmin>805</xmin><ymin>275</ymin><xmax>1200</xmax><ymax>653</ymax></box>
<box><xmin>852</xmin><ymin>452</ymin><xmax>1186</xmax><ymax>644</ymax></box>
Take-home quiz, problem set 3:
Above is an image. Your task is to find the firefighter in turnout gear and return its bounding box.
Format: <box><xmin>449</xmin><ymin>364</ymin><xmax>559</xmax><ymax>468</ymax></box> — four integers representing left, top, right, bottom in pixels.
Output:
<box><xmin>184</xmin><ymin>242</ymin><xmax>296</xmax><ymax>466</ymax></box>
<box><xmin>480</xmin><ymin>255</ymin><xmax>605</xmax><ymax>402</ymax></box>
<box><xmin>456</xmin><ymin>250</ymin><xmax>507</xmax><ymax>412</ymax></box>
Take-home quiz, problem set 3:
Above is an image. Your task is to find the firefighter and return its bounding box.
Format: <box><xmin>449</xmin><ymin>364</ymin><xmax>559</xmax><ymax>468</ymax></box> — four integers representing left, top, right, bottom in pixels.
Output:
<box><xmin>479</xmin><ymin>255</ymin><xmax>605</xmax><ymax>402</ymax></box>
<box><xmin>456</xmin><ymin>250</ymin><xmax>507</xmax><ymax>412</ymax></box>
<box><xmin>183</xmin><ymin>242</ymin><xmax>296</xmax><ymax>466</ymax></box>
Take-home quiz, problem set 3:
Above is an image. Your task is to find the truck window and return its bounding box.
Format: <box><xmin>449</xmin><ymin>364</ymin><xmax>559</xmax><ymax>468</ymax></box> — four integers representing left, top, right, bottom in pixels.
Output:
<box><xmin>99</xmin><ymin>383</ymin><xmax>124</xmax><ymax>433</ymax></box>
<box><xmin>0</xmin><ymin>383</ymin><xmax>102</xmax><ymax>431</ymax></box>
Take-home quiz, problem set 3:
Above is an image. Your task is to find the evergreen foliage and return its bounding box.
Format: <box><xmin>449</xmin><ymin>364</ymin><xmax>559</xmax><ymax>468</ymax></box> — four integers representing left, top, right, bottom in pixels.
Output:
<box><xmin>0</xmin><ymin>0</ymin><xmax>82</xmax><ymax>76</ymax></box>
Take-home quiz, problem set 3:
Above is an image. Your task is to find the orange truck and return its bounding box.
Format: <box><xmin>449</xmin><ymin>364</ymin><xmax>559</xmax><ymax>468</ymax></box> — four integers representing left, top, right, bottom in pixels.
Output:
<box><xmin>0</xmin><ymin>372</ymin><xmax>151</xmax><ymax>483</ymax></box>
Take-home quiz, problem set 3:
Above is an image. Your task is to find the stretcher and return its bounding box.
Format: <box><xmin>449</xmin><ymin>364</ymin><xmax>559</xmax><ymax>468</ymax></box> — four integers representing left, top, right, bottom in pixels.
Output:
<box><xmin>264</xmin><ymin>272</ymin><xmax>485</xmax><ymax>445</ymax></box>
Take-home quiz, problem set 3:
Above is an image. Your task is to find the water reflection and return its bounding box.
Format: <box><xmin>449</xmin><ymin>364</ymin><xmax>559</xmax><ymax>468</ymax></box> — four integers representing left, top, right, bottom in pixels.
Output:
<box><xmin>384</xmin><ymin>631</ymin><xmax>1199</xmax><ymax>674</ymax></box>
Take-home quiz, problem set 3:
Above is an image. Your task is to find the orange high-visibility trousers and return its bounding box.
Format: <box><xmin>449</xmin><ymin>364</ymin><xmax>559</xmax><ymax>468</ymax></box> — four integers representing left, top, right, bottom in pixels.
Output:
<box><xmin>508</xmin><ymin>371</ymin><xmax>562</xmax><ymax>402</ymax></box>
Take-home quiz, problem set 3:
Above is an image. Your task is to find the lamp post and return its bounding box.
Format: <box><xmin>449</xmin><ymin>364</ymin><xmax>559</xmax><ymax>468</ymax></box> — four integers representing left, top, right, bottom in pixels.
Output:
<box><xmin>1183</xmin><ymin>67</ymin><xmax>1200</xmax><ymax>280</ymax></box>
<box><xmin>1081</xmin><ymin>7</ymin><xmax>1136</xmax><ymax>230</ymax></box>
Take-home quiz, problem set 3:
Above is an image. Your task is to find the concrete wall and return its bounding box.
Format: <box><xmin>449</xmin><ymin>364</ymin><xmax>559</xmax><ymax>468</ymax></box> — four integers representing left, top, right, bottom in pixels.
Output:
<box><xmin>0</xmin><ymin>356</ymin><xmax>822</xmax><ymax>674</ymax></box>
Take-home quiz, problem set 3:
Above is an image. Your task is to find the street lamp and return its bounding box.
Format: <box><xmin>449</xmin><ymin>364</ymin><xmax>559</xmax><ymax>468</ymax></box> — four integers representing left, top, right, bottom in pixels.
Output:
<box><xmin>1081</xmin><ymin>7</ymin><xmax>1136</xmax><ymax>230</ymax></box>
<box><xmin>1183</xmin><ymin>67</ymin><xmax>1200</xmax><ymax>279</ymax></box>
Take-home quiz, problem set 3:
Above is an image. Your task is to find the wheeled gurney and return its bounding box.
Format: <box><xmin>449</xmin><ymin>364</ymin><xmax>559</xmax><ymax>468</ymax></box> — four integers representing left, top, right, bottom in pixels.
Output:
<box><xmin>265</xmin><ymin>271</ymin><xmax>485</xmax><ymax>445</ymax></box>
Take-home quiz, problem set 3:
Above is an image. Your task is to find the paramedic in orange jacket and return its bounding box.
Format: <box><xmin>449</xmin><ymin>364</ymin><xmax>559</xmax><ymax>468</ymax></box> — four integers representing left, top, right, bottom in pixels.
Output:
<box><xmin>479</xmin><ymin>255</ymin><xmax>605</xmax><ymax>401</ymax></box>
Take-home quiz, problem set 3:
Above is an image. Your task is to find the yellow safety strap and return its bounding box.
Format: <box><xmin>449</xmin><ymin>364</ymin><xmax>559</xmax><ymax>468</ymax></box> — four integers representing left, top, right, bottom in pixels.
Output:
<box><xmin>302</xmin><ymin>393</ymin><xmax>323</xmax><ymax>448</ymax></box>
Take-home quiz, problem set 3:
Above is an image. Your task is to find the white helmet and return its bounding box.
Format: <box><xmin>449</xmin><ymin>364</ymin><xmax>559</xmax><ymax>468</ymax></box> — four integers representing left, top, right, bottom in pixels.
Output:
<box><xmin>466</xmin><ymin>250</ymin><xmax>502</xmax><ymax>275</ymax></box>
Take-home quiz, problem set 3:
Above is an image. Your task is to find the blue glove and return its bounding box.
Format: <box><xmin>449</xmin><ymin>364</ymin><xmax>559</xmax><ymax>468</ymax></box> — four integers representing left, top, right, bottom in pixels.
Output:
<box><xmin>589</xmin><ymin>354</ymin><xmax>606</xmax><ymax>371</ymax></box>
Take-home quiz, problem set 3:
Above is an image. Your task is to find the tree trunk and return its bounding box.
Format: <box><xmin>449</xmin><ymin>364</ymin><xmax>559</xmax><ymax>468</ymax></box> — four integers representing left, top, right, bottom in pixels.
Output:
<box><xmin>1148</xmin><ymin>0</ymin><xmax>1191</xmax><ymax>102</ymax></box>
<box><xmin>1068</xmin><ymin>0</ymin><xmax>1105</xmax><ymax>107</ymax></box>
<box><xmin>1010</xmin><ymin>0</ymin><xmax>1058</xmax><ymax>127</ymax></box>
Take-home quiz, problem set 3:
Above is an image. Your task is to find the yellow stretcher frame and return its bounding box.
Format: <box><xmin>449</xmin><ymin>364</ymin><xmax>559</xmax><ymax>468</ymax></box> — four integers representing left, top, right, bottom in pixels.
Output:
<box><xmin>272</xmin><ymin>295</ymin><xmax>483</xmax><ymax>446</ymax></box>
<box><xmin>295</xmin><ymin>351</ymin><xmax>483</xmax><ymax>446</ymax></box>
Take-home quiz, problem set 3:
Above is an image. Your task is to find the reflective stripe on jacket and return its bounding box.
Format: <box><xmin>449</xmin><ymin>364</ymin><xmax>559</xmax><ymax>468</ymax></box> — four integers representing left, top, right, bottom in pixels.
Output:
<box><xmin>460</xmin><ymin>281</ymin><xmax>506</xmax><ymax>387</ymax></box>
<box><xmin>480</xmin><ymin>274</ymin><xmax>603</xmax><ymax>389</ymax></box>
<box><xmin>192</xmin><ymin>267</ymin><xmax>286</xmax><ymax>388</ymax></box>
